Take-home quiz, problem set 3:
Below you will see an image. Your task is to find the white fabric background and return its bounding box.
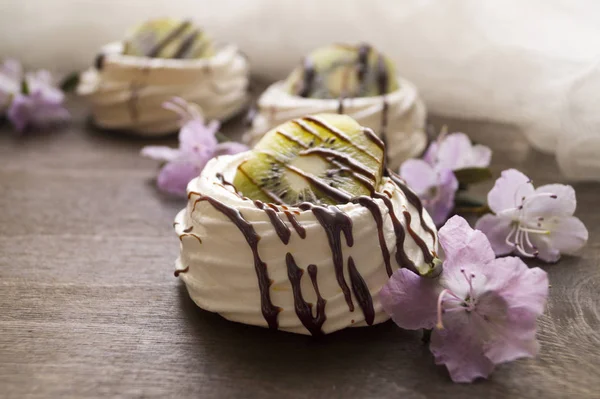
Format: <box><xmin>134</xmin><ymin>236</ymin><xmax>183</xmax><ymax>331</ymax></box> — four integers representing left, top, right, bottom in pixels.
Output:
<box><xmin>2</xmin><ymin>0</ymin><xmax>599</xmax><ymax>180</ymax></box>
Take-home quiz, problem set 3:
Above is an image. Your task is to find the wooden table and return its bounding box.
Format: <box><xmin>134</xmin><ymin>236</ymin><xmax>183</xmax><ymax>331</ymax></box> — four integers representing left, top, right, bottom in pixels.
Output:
<box><xmin>1</xmin><ymin>99</ymin><xmax>599</xmax><ymax>398</ymax></box>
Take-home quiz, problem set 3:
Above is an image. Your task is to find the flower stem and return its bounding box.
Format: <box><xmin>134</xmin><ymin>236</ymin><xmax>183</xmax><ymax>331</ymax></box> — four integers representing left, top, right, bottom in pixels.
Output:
<box><xmin>215</xmin><ymin>131</ymin><xmax>231</xmax><ymax>143</ymax></box>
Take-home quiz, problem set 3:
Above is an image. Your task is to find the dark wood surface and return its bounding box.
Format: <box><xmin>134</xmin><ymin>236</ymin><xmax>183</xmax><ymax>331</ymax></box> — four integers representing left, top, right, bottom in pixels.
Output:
<box><xmin>1</xmin><ymin>99</ymin><xmax>599</xmax><ymax>399</ymax></box>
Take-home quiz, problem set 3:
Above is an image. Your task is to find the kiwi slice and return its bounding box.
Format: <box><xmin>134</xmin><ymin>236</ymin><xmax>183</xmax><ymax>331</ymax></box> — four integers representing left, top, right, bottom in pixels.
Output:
<box><xmin>123</xmin><ymin>18</ymin><xmax>214</xmax><ymax>59</ymax></box>
<box><xmin>233</xmin><ymin>114</ymin><xmax>385</xmax><ymax>205</ymax></box>
<box><xmin>283</xmin><ymin>43</ymin><xmax>399</xmax><ymax>99</ymax></box>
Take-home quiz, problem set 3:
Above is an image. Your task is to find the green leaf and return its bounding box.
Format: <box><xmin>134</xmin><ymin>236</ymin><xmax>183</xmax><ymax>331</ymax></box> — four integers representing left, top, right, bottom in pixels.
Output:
<box><xmin>21</xmin><ymin>79</ymin><xmax>29</xmax><ymax>95</ymax></box>
<box><xmin>60</xmin><ymin>72</ymin><xmax>80</xmax><ymax>93</ymax></box>
<box><xmin>453</xmin><ymin>167</ymin><xmax>492</xmax><ymax>185</ymax></box>
<box><xmin>453</xmin><ymin>195</ymin><xmax>491</xmax><ymax>216</ymax></box>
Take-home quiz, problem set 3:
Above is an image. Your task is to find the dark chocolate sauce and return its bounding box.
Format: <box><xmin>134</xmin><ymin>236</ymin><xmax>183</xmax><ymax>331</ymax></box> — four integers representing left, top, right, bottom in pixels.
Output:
<box><xmin>299</xmin><ymin>203</ymin><xmax>355</xmax><ymax>311</ymax></box>
<box><xmin>174</xmin><ymin>265</ymin><xmax>189</xmax><ymax>277</ymax></box>
<box><xmin>372</xmin><ymin>192</ymin><xmax>418</xmax><ymax>274</ymax></box>
<box><xmin>277</xmin><ymin>129</ymin><xmax>309</xmax><ymax>148</ymax></box>
<box><xmin>300</xmin><ymin>148</ymin><xmax>376</xmax><ymax>181</ymax></box>
<box><xmin>286</xmin><ymin>253</ymin><xmax>327</xmax><ymax>336</ymax></box>
<box><xmin>292</xmin><ymin>119</ymin><xmax>322</xmax><ymax>140</ymax></box>
<box><xmin>337</xmin><ymin>96</ymin><xmax>345</xmax><ymax>114</ymax></box>
<box><xmin>284</xmin><ymin>211</ymin><xmax>306</xmax><ymax>239</ymax></box>
<box><xmin>254</xmin><ymin>200</ymin><xmax>291</xmax><ymax>245</ymax></box>
<box><xmin>94</xmin><ymin>53</ymin><xmax>105</xmax><ymax>70</ymax></box>
<box><xmin>183</xmin><ymin>226</ymin><xmax>193</xmax><ymax>233</ymax></box>
<box><xmin>352</xmin><ymin>196</ymin><xmax>392</xmax><ymax>277</ymax></box>
<box><xmin>377</xmin><ymin>55</ymin><xmax>389</xmax><ymax>95</ymax></box>
<box><xmin>302</xmin><ymin>116</ymin><xmax>379</xmax><ymax>162</ymax></box>
<box><xmin>190</xmin><ymin>193</ymin><xmax>281</xmax><ymax>329</ymax></box>
<box><xmin>173</xmin><ymin>29</ymin><xmax>199</xmax><ymax>59</ymax></box>
<box><xmin>216</xmin><ymin>173</ymin><xmax>241</xmax><ymax>195</ymax></box>
<box><xmin>284</xmin><ymin>164</ymin><xmax>352</xmax><ymax>203</ymax></box>
<box><xmin>147</xmin><ymin>20</ymin><xmax>191</xmax><ymax>57</ymax></box>
<box><xmin>298</xmin><ymin>57</ymin><xmax>315</xmax><ymax>97</ymax></box>
<box><xmin>362</xmin><ymin>127</ymin><xmax>385</xmax><ymax>150</ymax></box>
<box><xmin>357</xmin><ymin>44</ymin><xmax>371</xmax><ymax>86</ymax></box>
<box><xmin>403</xmin><ymin>211</ymin><xmax>434</xmax><ymax>264</ymax></box>
<box><xmin>388</xmin><ymin>171</ymin><xmax>437</xmax><ymax>245</ymax></box>
<box><xmin>237</xmin><ymin>167</ymin><xmax>285</xmax><ymax>204</ymax></box>
<box><xmin>347</xmin><ymin>256</ymin><xmax>374</xmax><ymax>325</ymax></box>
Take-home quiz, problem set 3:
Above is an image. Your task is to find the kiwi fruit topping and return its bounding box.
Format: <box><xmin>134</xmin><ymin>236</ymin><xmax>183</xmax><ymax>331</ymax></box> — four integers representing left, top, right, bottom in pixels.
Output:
<box><xmin>123</xmin><ymin>18</ymin><xmax>214</xmax><ymax>59</ymax></box>
<box><xmin>233</xmin><ymin>113</ymin><xmax>385</xmax><ymax>205</ymax></box>
<box><xmin>283</xmin><ymin>43</ymin><xmax>399</xmax><ymax>99</ymax></box>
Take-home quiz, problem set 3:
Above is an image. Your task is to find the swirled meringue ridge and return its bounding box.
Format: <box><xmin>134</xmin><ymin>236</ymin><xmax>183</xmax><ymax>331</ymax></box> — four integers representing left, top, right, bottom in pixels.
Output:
<box><xmin>77</xmin><ymin>43</ymin><xmax>249</xmax><ymax>136</ymax></box>
<box><xmin>175</xmin><ymin>153</ymin><xmax>437</xmax><ymax>335</ymax></box>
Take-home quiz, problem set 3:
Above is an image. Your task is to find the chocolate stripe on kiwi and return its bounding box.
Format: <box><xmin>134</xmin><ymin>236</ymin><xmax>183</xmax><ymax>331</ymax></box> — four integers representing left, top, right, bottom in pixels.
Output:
<box><xmin>299</xmin><ymin>148</ymin><xmax>376</xmax><ymax>181</ymax></box>
<box><xmin>276</xmin><ymin>129</ymin><xmax>310</xmax><ymax>148</ymax></box>
<box><xmin>291</xmin><ymin>119</ymin><xmax>322</xmax><ymax>142</ymax></box>
<box><xmin>237</xmin><ymin>164</ymin><xmax>285</xmax><ymax>204</ymax></box>
<box><xmin>189</xmin><ymin>192</ymin><xmax>281</xmax><ymax>329</ymax></box>
<box><xmin>403</xmin><ymin>211</ymin><xmax>434</xmax><ymax>264</ymax></box>
<box><xmin>147</xmin><ymin>20</ymin><xmax>191</xmax><ymax>57</ymax></box>
<box><xmin>173</xmin><ymin>29</ymin><xmax>199</xmax><ymax>59</ymax></box>
<box><xmin>257</xmin><ymin>150</ymin><xmax>353</xmax><ymax>203</ymax></box>
<box><xmin>387</xmin><ymin>170</ymin><xmax>437</xmax><ymax>245</ymax></box>
<box><xmin>356</xmin><ymin>44</ymin><xmax>371</xmax><ymax>90</ymax></box>
<box><xmin>286</xmin><ymin>253</ymin><xmax>326</xmax><ymax>336</ymax></box>
<box><xmin>254</xmin><ymin>200</ymin><xmax>291</xmax><ymax>244</ymax></box>
<box><xmin>348</xmin><ymin>256</ymin><xmax>374</xmax><ymax>325</ymax></box>
<box><xmin>372</xmin><ymin>192</ymin><xmax>418</xmax><ymax>274</ymax></box>
<box><xmin>352</xmin><ymin>196</ymin><xmax>392</xmax><ymax>277</ymax></box>
<box><xmin>299</xmin><ymin>202</ymin><xmax>355</xmax><ymax>311</ymax></box>
<box><xmin>362</xmin><ymin>127</ymin><xmax>385</xmax><ymax>150</ymax></box>
<box><xmin>302</xmin><ymin>115</ymin><xmax>380</xmax><ymax>162</ymax></box>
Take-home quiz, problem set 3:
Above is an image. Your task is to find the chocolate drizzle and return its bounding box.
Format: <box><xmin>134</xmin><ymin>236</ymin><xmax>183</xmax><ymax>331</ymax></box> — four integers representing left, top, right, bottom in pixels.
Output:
<box><xmin>403</xmin><ymin>211</ymin><xmax>434</xmax><ymax>264</ymax></box>
<box><xmin>388</xmin><ymin>171</ymin><xmax>437</xmax><ymax>245</ymax></box>
<box><xmin>372</xmin><ymin>192</ymin><xmax>418</xmax><ymax>274</ymax></box>
<box><xmin>173</xmin><ymin>29</ymin><xmax>199</xmax><ymax>59</ymax></box>
<box><xmin>348</xmin><ymin>256</ymin><xmax>375</xmax><ymax>325</ymax></box>
<box><xmin>357</xmin><ymin>44</ymin><xmax>371</xmax><ymax>86</ymax></box>
<box><xmin>352</xmin><ymin>196</ymin><xmax>392</xmax><ymax>277</ymax></box>
<box><xmin>254</xmin><ymin>200</ymin><xmax>291</xmax><ymax>244</ymax></box>
<box><xmin>190</xmin><ymin>193</ymin><xmax>281</xmax><ymax>329</ymax></box>
<box><xmin>299</xmin><ymin>203</ymin><xmax>355</xmax><ymax>311</ymax></box>
<box><xmin>147</xmin><ymin>20</ymin><xmax>191</xmax><ymax>57</ymax></box>
<box><xmin>216</xmin><ymin>173</ymin><xmax>241</xmax><ymax>195</ymax></box>
<box><xmin>298</xmin><ymin>57</ymin><xmax>315</xmax><ymax>97</ymax></box>
<box><xmin>284</xmin><ymin>211</ymin><xmax>306</xmax><ymax>239</ymax></box>
<box><xmin>286</xmin><ymin>253</ymin><xmax>327</xmax><ymax>336</ymax></box>
<box><xmin>299</xmin><ymin>148</ymin><xmax>376</xmax><ymax>181</ymax></box>
<box><xmin>174</xmin><ymin>265</ymin><xmax>189</xmax><ymax>277</ymax></box>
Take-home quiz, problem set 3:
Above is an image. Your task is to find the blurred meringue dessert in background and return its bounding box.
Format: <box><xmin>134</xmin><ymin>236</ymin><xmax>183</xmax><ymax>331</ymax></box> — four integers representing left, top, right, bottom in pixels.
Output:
<box><xmin>174</xmin><ymin>113</ymin><xmax>438</xmax><ymax>335</ymax></box>
<box><xmin>77</xmin><ymin>18</ymin><xmax>249</xmax><ymax>136</ymax></box>
<box><xmin>244</xmin><ymin>43</ymin><xmax>427</xmax><ymax>170</ymax></box>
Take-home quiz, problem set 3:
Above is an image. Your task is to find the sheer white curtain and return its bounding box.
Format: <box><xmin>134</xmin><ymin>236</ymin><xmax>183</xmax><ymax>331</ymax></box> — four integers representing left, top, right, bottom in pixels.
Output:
<box><xmin>2</xmin><ymin>0</ymin><xmax>599</xmax><ymax>180</ymax></box>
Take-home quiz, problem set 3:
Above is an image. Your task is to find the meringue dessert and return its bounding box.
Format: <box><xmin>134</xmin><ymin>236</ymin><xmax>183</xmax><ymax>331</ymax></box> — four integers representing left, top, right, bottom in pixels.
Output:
<box><xmin>77</xmin><ymin>18</ymin><xmax>249</xmax><ymax>135</ymax></box>
<box><xmin>244</xmin><ymin>43</ymin><xmax>427</xmax><ymax>170</ymax></box>
<box><xmin>175</xmin><ymin>114</ymin><xmax>438</xmax><ymax>335</ymax></box>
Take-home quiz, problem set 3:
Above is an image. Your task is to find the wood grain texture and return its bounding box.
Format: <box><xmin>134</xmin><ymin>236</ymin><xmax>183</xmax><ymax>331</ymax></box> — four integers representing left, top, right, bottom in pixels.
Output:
<box><xmin>1</xmin><ymin>97</ymin><xmax>599</xmax><ymax>399</ymax></box>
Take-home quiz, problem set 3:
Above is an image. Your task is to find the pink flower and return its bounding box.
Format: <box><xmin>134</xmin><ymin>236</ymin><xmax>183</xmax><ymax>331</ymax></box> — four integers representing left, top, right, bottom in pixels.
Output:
<box><xmin>0</xmin><ymin>60</ymin><xmax>69</xmax><ymax>132</ymax></box>
<box><xmin>141</xmin><ymin>97</ymin><xmax>248</xmax><ymax>197</ymax></box>
<box><xmin>380</xmin><ymin>216</ymin><xmax>549</xmax><ymax>383</ymax></box>
<box><xmin>400</xmin><ymin>159</ymin><xmax>458</xmax><ymax>226</ymax></box>
<box><xmin>475</xmin><ymin>169</ymin><xmax>588</xmax><ymax>262</ymax></box>
<box><xmin>424</xmin><ymin>132</ymin><xmax>492</xmax><ymax>171</ymax></box>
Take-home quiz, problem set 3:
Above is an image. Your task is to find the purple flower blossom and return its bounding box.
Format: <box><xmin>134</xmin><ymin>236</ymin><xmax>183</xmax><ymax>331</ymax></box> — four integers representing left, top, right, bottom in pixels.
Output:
<box><xmin>0</xmin><ymin>59</ymin><xmax>69</xmax><ymax>132</ymax></box>
<box><xmin>424</xmin><ymin>131</ymin><xmax>492</xmax><ymax>170</ymax></box>
<box><xmin>381</xmin><ymin>216</ymin><xmax>549</xmax><ymax>383</ymax></box>
<box><xmin>141</xmin><ymin>97</ymin><xmax>249</xmax><ymax>197</ymax></box>
<box><xmin>400</xmin><ymin>159</ymin><xmax>458</xmax><ymax>226</ymax></box>
<box><xmin>475</xmin><ymin>169</ymin><xmax>588</xmax><ymax>262</ymax></box>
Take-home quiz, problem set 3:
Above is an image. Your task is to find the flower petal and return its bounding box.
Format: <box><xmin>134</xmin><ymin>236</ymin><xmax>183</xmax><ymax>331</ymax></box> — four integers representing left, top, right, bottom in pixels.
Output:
<box><xmin>430</xmin><ymin>311</ymin><xmax>495</xmax><ymax>383</ymax></box>
<box><xmin>380</xmin><ymin>268</ymin><xmax>440</xmax><ymax>330</ymax></box>
<box><xmin>439</xmin><ymin>216</ymin><xmax>496</xmax><ymax>267</ymax></box>
<box><xmin>435</xmin><ymin>133</ymin><xmax>474</xmax><ymax>170</ymax></box>
<box><xmin>477</xmin><ymin>257</ymin><xmax>548</xmax><ymax>363</ymax></box>
<box><xmin>470</xmin><ymin>144</ymin><xmax>492</xmax><ymax>168</ymax></box>
<box><xmin>525</xmin><ymin>184</ymin><xmax>576</xmax><ymax>218</ymax></box>
<box><xmin>482</xmin><ymin>257</ymin><xmax>549</xmax><ymax>316</ymax></box>
<box><xmin>487</xmin><ymin>169</ymin><xmax>534</xmax><ymax>214</ymax></box>
<box><xmin>214</xmin><ymin>141</ymin><xmax>249</xmax><ymax>156</ymax></box>
<box><xmin>423</xmin><ymin>141</ymin><xmax>438</xmax><ymax>166</ymax></box>
<box><xmin>399</xmin><ymin>159</ymin><xmax>438</xmax><ymax>196</ymax></box>
<box><xmin>429</xmin><ymin>168</ymin><xmax>458</xmax><ymax>226</ymax></box>
<box><xmin>179</xmin><ymin>119</ymin><xmax>219</xmax><ymax>151</ymax></box>
<box><xmin>475</xmin><ymin>214</ymin><xmax>515</xmax><ymax>256</ymax></box>
<box><xmin>7</xmin><ymin>94</ymin><xmax>32</xmax><ymax>132</ymax></box>
<box><xmin>531</xmin><ymin>216</ymin><xmax>589</xmax><ymax>262</ymax></box>
<box><xmin>140</xmin><ymin>146</ymin><xmax>181</xmax><ymax>162</ymax></box>
<box><xmin>156</xmin><ymin>161</ymin><xmax>200</xmax><ymax>197</ymax></box>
